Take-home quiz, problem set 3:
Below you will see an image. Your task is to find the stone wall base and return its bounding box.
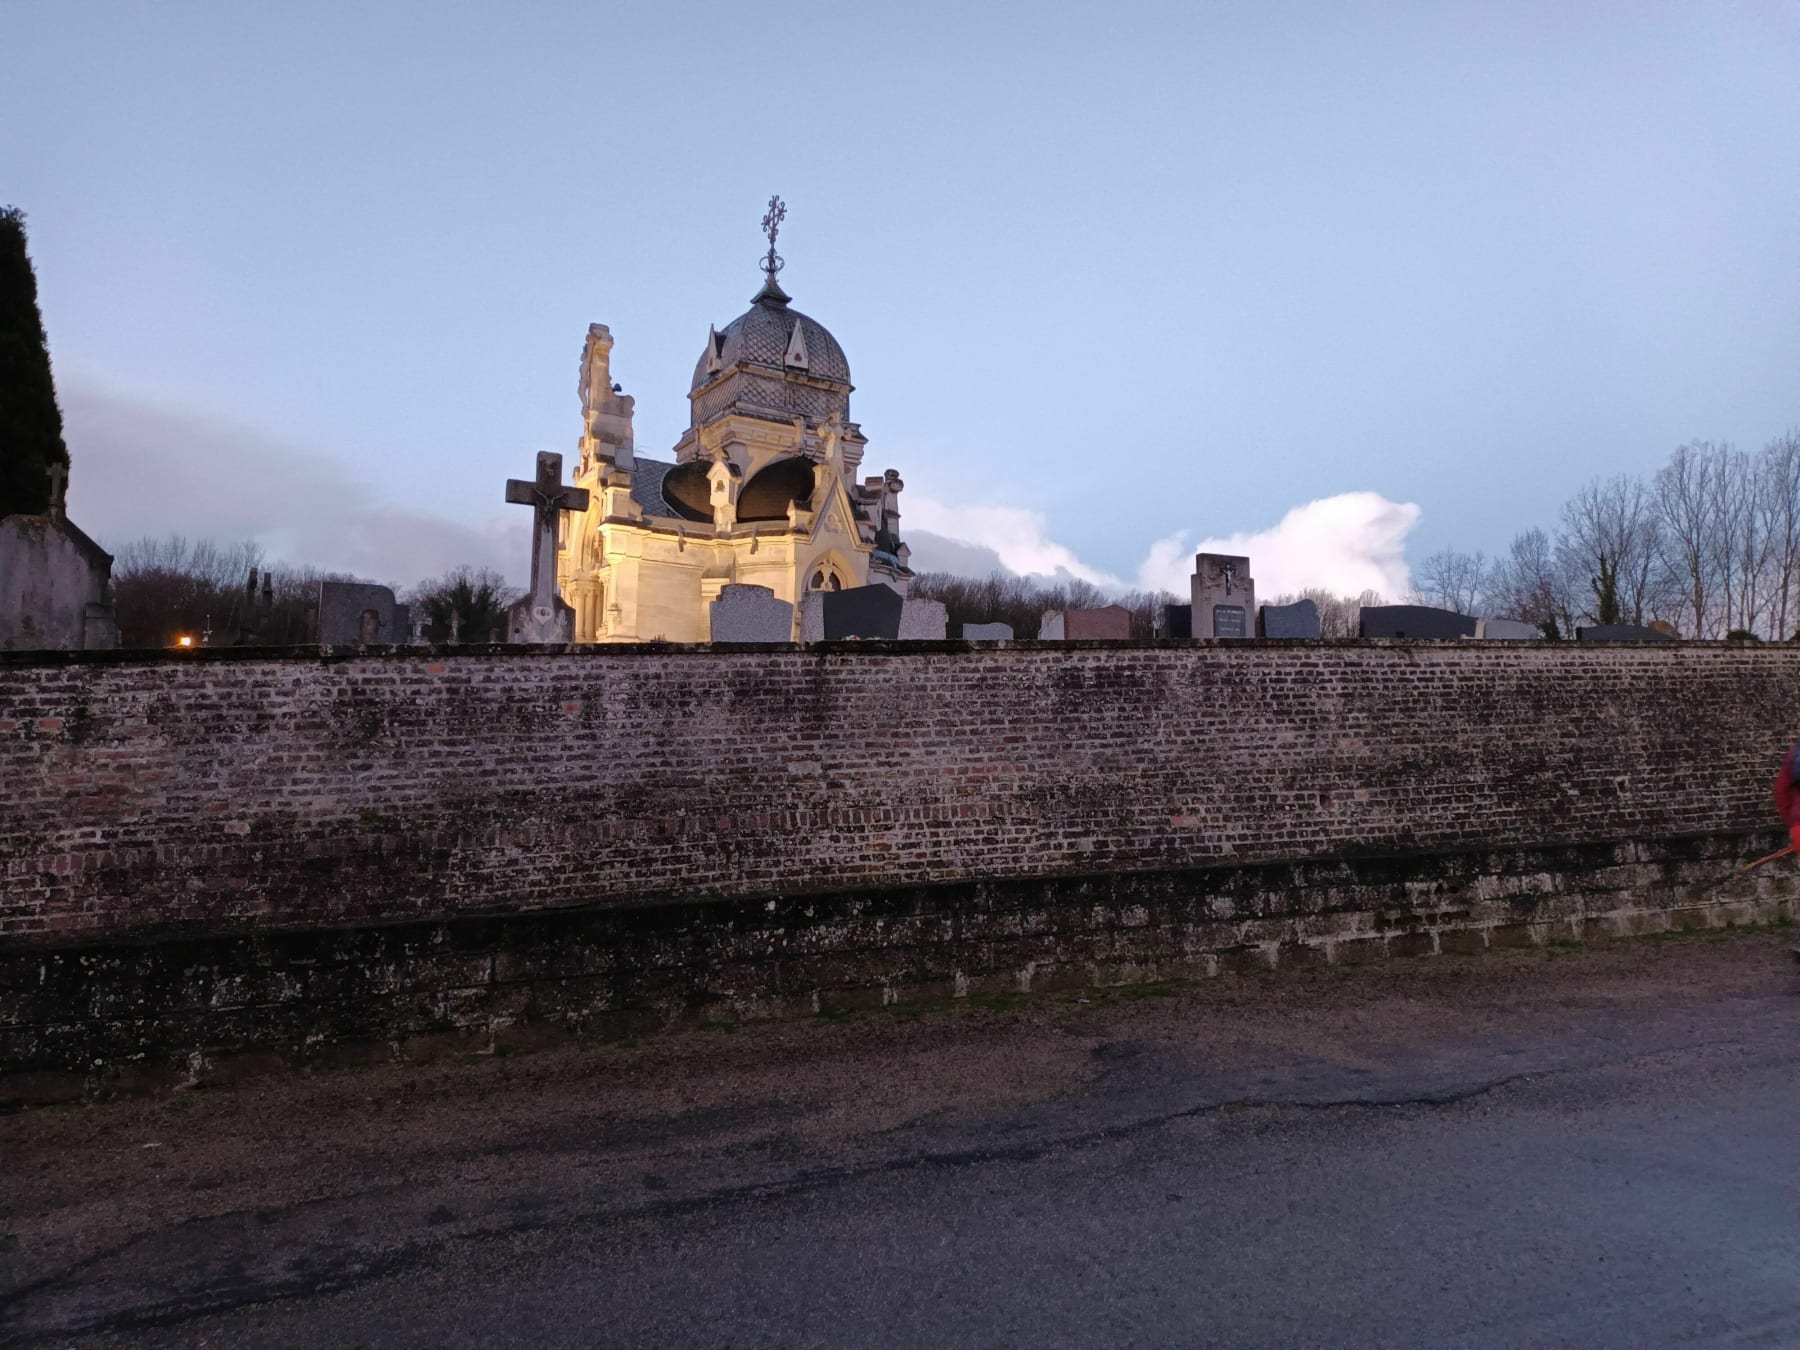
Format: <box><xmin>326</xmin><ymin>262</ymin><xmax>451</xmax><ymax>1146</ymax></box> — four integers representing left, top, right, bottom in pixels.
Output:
<box><xmin>3</xmin><ymin>830</ymin><xmax>1793</xmax><ymax>1106</ymax></box>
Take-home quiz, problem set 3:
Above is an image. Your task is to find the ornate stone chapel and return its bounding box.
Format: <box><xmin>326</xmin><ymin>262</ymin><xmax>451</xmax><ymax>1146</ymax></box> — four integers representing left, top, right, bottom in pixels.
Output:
<box><xmin>554</xmin><ymin>200</ymin><xmax>912</xmax><ymax>642</ymax></box>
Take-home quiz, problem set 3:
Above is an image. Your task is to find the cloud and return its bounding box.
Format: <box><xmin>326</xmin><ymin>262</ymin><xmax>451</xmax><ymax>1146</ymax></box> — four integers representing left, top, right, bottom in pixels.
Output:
<box><xmin>59</xmin><ymin>378</ymin><xmax>523</xmax><ymax>591</ymax></box>
<box><xmin>1138</xmin><ymin>492</ymin><xmax>1421</xmax><ymax>600</ymax></box>
<box><xmin>903</xmin><ymin>496</ymin><xmax>1124</xmax><ymax>586</ymax></box>
<box><xmin>907</xmin><ymin>489</ymin><xmax>1420</xmax><ymax>601</ymax></box>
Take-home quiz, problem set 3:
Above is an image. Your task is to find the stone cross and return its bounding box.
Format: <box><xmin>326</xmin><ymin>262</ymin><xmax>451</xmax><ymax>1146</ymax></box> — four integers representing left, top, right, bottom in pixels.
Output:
<box><xmin>505</xmin><ymin>451</ymin><xmax>589</xmax><ymax>642</ymax></box>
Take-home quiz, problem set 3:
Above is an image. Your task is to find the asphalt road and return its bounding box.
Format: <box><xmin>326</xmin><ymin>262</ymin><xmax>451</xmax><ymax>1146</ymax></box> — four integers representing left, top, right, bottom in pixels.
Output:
<box><xmin>5</xmin><ymin>929</ymin><xmax>1800</xmax><ymax>1348</ymax></box>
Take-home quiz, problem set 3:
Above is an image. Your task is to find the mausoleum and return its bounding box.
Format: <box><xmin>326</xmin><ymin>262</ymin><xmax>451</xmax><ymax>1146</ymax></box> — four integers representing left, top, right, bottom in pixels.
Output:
<box><xmin>555</xmin><ymin>199</ymin><xmax>912</xmax><ymax>642</ymax></box>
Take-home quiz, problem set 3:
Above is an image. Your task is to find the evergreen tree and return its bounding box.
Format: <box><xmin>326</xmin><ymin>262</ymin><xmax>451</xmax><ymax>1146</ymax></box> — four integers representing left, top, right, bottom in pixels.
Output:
<box><xmin>409</xmin><ymin>566</ymin><xmax>519</xmax><ymax>643</ymax></box>
<box><xmin>0</xmin><ymin>207</ymin><xmax>70</xmax><ymax>519</ymax></box>
<box><xmin>1590</xmin><ymin>554</ymin><xmax>1621</xmax><ymax>626</ymax></box>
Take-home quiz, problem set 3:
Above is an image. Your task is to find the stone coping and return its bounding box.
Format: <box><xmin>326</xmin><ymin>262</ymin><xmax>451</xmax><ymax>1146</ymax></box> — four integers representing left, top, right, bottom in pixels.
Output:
<box><xmin>0</xmin><ymin>636</ymin><xmax>1780</xmax><ymax>669</ymax></box>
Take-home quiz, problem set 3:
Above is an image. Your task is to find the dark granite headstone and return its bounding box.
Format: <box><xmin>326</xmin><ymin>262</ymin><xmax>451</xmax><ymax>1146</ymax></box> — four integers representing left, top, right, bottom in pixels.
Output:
<box><xmin>822</xmin><ymin>584</ymin><xmax>904</xmax><ymax>639</ymax></box>
<box><xmin>317</xmin><ymin>581</ymin><xmax>404</xmax><ymax>644</ymax></box>
<box><xmin>1576</xmin><ymin>624</ymin><xmax>1675</xmax><ymax>642</ymax></box>
<box><xmin>1358</xmin><ymin>605</ymin><xmax>1477</xmax><ymax>640</ymax></box>
<box><xmin>1212</xmin><ymin>604</ymin><xmax>1248</xmax><ymax>638</ymax></box>
<box><xmin>1158</xmin><ymin>604</ymin><xmax>1192</xmax><ymax>639</ymax></box>
<box><xmin>1258</xmin><ymin>598</ymin><xmax>1321</xmax><ymax>638</ymax></box>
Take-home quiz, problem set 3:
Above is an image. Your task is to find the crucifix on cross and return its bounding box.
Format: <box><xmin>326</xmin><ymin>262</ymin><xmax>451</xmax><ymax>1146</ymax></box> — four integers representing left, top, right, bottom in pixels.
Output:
<box><xmin>504</xmin><ymin>451</ymin><xmax>590</xmax><ymax>642</ymax></box>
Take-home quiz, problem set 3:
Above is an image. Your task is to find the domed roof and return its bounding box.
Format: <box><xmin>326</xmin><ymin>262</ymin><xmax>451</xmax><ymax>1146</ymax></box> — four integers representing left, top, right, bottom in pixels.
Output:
<box><xmin>691</xmin><ymin>280</ymin><xmax>851</xmax><ymax>393</ymax></box>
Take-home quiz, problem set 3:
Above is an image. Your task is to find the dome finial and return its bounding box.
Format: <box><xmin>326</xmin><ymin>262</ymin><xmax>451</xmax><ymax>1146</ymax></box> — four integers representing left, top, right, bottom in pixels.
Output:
<box><xmin>755</xmin><ymin>195</ymin><xmax>791</xmax><ymax>304</ymax></box>
<box><xmin>760</xmin><ymin>194</ymin><xmax>786</xmax><ymax>280</ymax></box>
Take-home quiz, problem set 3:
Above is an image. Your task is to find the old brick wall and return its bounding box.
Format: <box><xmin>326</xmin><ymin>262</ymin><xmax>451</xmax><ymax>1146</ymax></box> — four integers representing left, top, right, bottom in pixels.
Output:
<box><xmin>4</xmin><ymin>640</ymin><xmax>1799</xmax><ymax>949</ymax></box>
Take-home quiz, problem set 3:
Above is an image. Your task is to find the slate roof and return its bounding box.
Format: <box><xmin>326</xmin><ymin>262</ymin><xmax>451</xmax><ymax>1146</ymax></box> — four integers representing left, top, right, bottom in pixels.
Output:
<box><xmin>690</xmin><ymin>282</ymin><xmax>851</xmax><ymax>391</ymax></box>
<box><xmin>628</xmin><ymin>457</ymin><xmax>680</xmax><ymax>519</ymax></box>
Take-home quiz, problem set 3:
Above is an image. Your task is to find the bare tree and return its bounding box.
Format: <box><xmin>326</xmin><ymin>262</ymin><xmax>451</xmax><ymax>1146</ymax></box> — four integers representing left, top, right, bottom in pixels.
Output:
<box><xmin>1760</xmin><ymin>431</ymin><xmax>1800</xmax><ymax>639</ymax></box>
<box><xmin>1488</xmin><ymin>528</ymin><xmax>1573</xmax><ymax>636</ymax></box>
<box><xmin>1412</xmin><ymin>548</ymin><xmax>1488</xmax><ymax>614</ymax></box>
<box><xmin>1558</xmin><ymin>475</ymin><xmax>1663</xmax><ymax>626</ymax></box>
<box><xmin>907</xmin><ymin>571</ymin><xmax>1178</xmax><ymax>639</ymax></box>
<box><xmin>1652</xmin><ymin>442</ymin><xmax>1721</xmax><ymax>638</ymax></box>
<box><xmin>110</xmin><ymin>534</ymin><xmax>364</xmax><ymax>648</ymax></box>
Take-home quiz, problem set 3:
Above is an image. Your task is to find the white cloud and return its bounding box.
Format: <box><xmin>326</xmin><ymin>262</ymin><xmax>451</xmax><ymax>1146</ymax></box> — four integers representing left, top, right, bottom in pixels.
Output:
<box><xmin>903</xmin><ymin>496</ymin><xmax>1123</xmax><ymax>587</ymax></box>
<box><xmin>60</xmin><ymin>378</ymin><xmax>524</xmax><ymax>591</ymax></box>
<box><xmin>907</xmin><ymin>488</ymin><xmax>1420</xmax><ymax>601</ymax></box>
<box><xmin>1137</xmin><ymin>492</ymin><xmax>1421</xmax><ymax>600</ymax></box>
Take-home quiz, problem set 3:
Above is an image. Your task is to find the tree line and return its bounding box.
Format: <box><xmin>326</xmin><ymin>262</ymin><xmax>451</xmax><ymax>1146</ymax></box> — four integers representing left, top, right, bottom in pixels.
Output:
<box><xmin>908</xmin><ymin>572</ymin><xmax>1177</xmax><ymax>638</ymax></box>
<box><xmin>1410</xmin><ymin>433</ymin><xmax>1800</xmax><ymax>639</ymax></box>
<box><xmin>106</xmin><ymin>428</ymin><xmax>1800</xmax><ymax>647</ymax></box>
<box><xmin>109</xmin><ymin>536</ymin><xmax>520</xmax><ymax>648</ymax></box>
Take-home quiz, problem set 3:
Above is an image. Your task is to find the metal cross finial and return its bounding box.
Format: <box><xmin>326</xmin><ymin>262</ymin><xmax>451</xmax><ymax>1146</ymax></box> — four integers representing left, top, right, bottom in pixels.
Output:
<box><xmin>760</xmin><ymin>194</ymin><xmax>786</xmax><ymax>278</ymax></box>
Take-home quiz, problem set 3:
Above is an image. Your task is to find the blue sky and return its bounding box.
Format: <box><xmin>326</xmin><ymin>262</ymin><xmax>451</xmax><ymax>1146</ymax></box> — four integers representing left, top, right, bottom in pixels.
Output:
<box><xmin>6</xmin><ymin>1</ymin><xmax>1798</xmax><ymax>594</ymax></box>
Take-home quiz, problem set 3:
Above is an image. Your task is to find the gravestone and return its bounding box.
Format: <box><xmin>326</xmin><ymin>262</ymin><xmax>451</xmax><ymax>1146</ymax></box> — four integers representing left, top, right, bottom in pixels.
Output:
<box><xmin>1358</xmin><ymin>605</ymin><xmax>1477</xmax><ymax>639</ymax></box>
<box><xmin>1064</xmin><ymin>606</ymin><xmax>1132</xmax><ymax>640</ymax></box>
<box><xmin>504</xmin><ymin>450</ymin><xmax>589</xmax><ymax>643</ymax></box>
<box><xmin>1039</xmin><ymin>610</ymin><xmax>1065</xmax><ymax>640</ymax></box>
<box><xmin>1258</xmin><ymin>598</ymin><xmax>1321</xmax><ymax>638</ymax></box>
<box><xmin>898</xmin><ymin>597</ymin><xmax>948</xmax><ymax>640</ymax></box>
<box><xmin>1158</xmin><ymin>604</ymin><xmax>1193</xmax><ymax>639</ymax></box>
<box><xmin>1475</xmin><ymin>618</ymin><xmax>1538</xmax><ymax>639</ymax></box>
<box><xmin>1191</xmin><ymin>553</ymin><xmax>1255</xmax><ymax>639</ymax></box>
<box><xmin>962</xmin><ymin>621</ymin><xmax>1014</xmax><ymax>641</ymax></box>
<box><xmin>822</xmin><ymin>583</ymin><xmax>904</xmax><ymax>639</ymax></box>
<box><xmin>1576</xmin><ymin>624</ymin><xmax>1674</xmax><ymax>642</ymax></box>
<box><xmin>799</xmin><ymin>591</ymin><xmax>826</xmax><ymax>642</ymax></box>
<box><xmin>709</xmin><ymin>584</ymin><xmax>794</xmax><ymax>643</ymax></box>
<box><xmin>317</xmin><ymin>581</ymin><xmax>405</xmax><ymax>645</ymax></box>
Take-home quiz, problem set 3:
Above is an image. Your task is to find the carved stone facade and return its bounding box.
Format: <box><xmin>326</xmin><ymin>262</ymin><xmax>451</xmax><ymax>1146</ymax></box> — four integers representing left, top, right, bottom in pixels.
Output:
<box><xmin>556</xmin><ymin>271</ymin><xmax>912</xmax><ymax>643</ymax></box>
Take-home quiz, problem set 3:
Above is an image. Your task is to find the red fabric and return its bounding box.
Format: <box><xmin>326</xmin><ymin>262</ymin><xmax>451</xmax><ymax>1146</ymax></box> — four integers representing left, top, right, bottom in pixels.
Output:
<box><xmin>1775</xmin><ymin>745</ymin><xmax>1800</xmax><ymax>830</ymax></box>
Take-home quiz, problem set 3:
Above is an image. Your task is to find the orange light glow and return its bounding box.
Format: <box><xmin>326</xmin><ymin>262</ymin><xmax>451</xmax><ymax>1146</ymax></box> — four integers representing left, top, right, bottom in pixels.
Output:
<box><xmin>176</xmin><ymin>635</ymin><xmax>194</xmax><ymax>648</ymax></box>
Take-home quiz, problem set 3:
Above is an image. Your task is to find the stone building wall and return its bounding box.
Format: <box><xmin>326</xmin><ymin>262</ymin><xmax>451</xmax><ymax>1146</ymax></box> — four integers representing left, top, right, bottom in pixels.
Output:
<box><xmin>4</xmin><ymin>640</ymin><xmax>1798</xmax><ymax>948</ymax></box>
<box><xmin>0</xmin><ymin>514</ymin><xmax>115</xmax><ymax>652</ymax></box>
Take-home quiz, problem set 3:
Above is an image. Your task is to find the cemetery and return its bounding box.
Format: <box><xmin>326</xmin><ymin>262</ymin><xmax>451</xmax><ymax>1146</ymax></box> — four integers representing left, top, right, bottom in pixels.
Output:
<box><xmin>2</xmin><ymin>200</ymin><xmax>1783</xmax><ymax>1100</ymax></box>
<box><xmin>8</xmin><ymin>13</ymin><xmax>1800</xmax><ymax>1341</ymax></box>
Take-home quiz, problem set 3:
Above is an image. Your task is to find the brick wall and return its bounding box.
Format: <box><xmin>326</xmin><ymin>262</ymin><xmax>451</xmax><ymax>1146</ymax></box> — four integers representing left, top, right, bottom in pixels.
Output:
<box><xmin>4</xmin><ymin>640</ymin><xmax>1798</xmax><ymax>949</ymax></box>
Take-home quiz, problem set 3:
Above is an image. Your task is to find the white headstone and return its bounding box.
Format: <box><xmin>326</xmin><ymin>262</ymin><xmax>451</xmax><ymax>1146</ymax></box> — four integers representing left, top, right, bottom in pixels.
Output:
<box><xmin>898</xmin><ymin>598</ymin><xmax>948</xmax><ymax>640</ymax></box>
<box><xmin>1039</xmin><ymin>610</ymin><xmax>1066</xmax><ymax>640</ymax></box>
<box><xmin>1474</xmin><ymin>618</ymin><xmax>1539</xmax><ymax>639</ymax></box>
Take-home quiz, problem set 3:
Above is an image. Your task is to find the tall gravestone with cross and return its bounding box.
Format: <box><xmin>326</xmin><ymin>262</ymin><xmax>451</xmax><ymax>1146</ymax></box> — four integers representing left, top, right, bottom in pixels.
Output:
<box><xmin>505</xmin><ymin>451</ymin><xmax>590</xmax><ymax>643</ymax></box>
<box><xmin>1191</xmin><ymin>552</ymin><xmax>1256</xmax><ymax>640</ymax></box>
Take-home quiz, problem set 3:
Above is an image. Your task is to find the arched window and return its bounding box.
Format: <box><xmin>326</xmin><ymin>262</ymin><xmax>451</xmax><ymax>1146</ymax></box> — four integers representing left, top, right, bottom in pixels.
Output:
<box><xmin>808</xmin><ymin>566</ymin><xmax>844</xmax><ymax>592</ymax></box>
